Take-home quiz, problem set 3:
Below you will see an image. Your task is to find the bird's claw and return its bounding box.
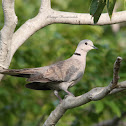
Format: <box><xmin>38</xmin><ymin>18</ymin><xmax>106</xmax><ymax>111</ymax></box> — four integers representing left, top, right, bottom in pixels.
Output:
<box><xmin>64</xmin><ymin>94</ymin><xmax>75</xmax><ymax>99</ymax></box>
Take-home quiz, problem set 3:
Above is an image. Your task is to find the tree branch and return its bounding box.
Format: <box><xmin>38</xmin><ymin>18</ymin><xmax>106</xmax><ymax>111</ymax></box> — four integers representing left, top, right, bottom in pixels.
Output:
<box><xmin>40</xmin><ymin>0</ymin><xmax>51</xmax><ymax>10</ymax></box>
<box><xmin>112</xmin><ymin>57</ymin><xmax>122</xmax><ymax>86</ymax></box>
<box><xmin>47</xmin><ymin>10</ymin><xmax>126</xmax><ymax>25</ymax></box>
<box><xmin>0</xmin><ymin>0</ymin><xmax>125</xmax><ymax>124</ymax></box>
<box><xmin>10</xmin><ymin>2</ymin><xmax>126</xmax><ymax>59</ymax></box>
<box><xmin>1</xmin><ymin>0</ymin><xmax>126</xmax><ymax>69</ymax></box>
<box><xmin>43</xmin><ymin>57</ymin><xmax>125</xmax><ymax>126</ymax></box>
<box><xmin>0</xmin><ymin>0</ymin><xmax>17</xmax><ymax>67</ymax></box>
<box><xmin>1</xmin><ymin>0</ymin><xmax>17</xmax><ymax>34</ymax></box>
<box><xmin>10</xmin><ymin>0</ymin><xmax>52</xmax><ymax>58</ymax></box>
<box><xmin>0</xmin><ymin>0</ymin><xmax>17</xmax><ymax>80</ymax></box>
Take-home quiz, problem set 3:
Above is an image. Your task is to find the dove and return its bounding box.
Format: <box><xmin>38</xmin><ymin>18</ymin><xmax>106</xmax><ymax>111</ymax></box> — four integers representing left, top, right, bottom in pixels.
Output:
<box><xmin>0</xmin><ymin>39</ymin><xmax>98</xmax><ymax>101</ymax></box>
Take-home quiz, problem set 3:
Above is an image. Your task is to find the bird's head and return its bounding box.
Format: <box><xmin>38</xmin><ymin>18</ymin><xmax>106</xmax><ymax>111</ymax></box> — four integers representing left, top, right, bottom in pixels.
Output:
<box><xmin>75</xmin><ymin>39</ymin><xmax>98</xmax><ymax>53</ymax></box>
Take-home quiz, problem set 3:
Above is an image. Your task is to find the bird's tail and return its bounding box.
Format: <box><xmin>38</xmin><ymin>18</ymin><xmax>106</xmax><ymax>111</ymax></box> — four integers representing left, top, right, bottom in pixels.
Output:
<box><xmin>0</xmin><ymin>68</ymin><xmax>35</xmax><ymax>78</ymax></box>
<box><xmin>25</xmin><ymin>82</ymin><xmax>51</xmax><ymax>90</ymax></box>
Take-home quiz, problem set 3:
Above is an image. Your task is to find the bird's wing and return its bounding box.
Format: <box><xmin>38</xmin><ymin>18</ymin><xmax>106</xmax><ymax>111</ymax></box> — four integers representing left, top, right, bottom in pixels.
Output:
<box><xmin>27</xmin><ymin>61</ymin><xmax>65</xmax><ymax>83</ymax></box>
<box><xmin>27</xmin><ymin>58</ymin><xmax>82</xmax><ymax>83</ymax></box>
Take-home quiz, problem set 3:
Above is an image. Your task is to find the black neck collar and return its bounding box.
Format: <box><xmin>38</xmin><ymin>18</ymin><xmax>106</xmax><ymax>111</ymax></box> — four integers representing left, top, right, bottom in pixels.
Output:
<box><xmin>74</xmin><ymin>52</ymin><xmax>81</xmax><ymax>56</ymax></box>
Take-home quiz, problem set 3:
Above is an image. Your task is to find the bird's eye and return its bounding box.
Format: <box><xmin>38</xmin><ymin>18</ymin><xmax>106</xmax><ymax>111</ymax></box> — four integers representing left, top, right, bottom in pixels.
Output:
<box><xmin>85</xmin><ymin>42</ymin><xmax>87</xmax><ymax>45</ymax></box>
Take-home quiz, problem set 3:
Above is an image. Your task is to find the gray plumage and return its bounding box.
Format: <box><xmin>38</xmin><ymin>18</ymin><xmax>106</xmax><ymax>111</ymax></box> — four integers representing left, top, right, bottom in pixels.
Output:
<box><xmin>0</xmin><ymin>39</ymin><xmax>97</xmax><ymax>100</ymax></box>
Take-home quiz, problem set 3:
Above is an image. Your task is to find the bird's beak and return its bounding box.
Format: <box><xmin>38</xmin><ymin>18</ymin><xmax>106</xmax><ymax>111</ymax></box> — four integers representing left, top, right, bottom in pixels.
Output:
<box><xmin>92</xmin><ymin>45</ymin><xmax>98</xmax><ymax>50</ymax></box>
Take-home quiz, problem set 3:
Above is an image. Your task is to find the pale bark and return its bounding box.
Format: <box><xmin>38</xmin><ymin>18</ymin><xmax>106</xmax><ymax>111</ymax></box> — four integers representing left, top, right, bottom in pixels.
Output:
<box><xmin>0</xmin><ymin>0</ymin><xmax>17</xmax><ymax>79</ymax></box>
<box><xmin>43</xmin><ymin>80</ymin><xmax>126</xmax><ymax>126</ymax></box>
<box><xmin>0</xmin><ymin>1</ymin><xmax>126</xmax><ymax>126</ymax></box>
<box><xmin>0</xmin><ymin>0</ymin><xmax>126</xmax><ymax>74</ymax></box>
<box><xmin>11</xmin><ymin>10</ymin><xmax>126</xmax><ymax>58</ymax></box>
<box><xmin>43</xmin><ymin>57</ymin><xmax>126</xmax><ymax>126</ymax></box>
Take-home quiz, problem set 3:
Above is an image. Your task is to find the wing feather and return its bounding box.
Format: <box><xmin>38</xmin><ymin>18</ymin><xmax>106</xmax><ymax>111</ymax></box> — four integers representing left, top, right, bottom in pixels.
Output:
<box><xmin>27</xmin><ymin>58</ymin><xmax>81</xmax><ymax>83</ymax></box>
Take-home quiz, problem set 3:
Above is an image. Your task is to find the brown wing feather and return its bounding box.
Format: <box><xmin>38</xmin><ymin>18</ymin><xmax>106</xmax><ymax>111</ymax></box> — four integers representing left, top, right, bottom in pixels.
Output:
<box><xmin>27</xmin><ymin>60</ymin><xmax>66</xmax><ymax>83</ymax></box>
<box><xmin>27</xmin><ymin>73</ymin><xmax>52</xmax><ymax>82</ymax></box>
<box><xmin>27</xmin><ymin>58</ymin><xmax>81</xmax><ymax>83</ymax></box>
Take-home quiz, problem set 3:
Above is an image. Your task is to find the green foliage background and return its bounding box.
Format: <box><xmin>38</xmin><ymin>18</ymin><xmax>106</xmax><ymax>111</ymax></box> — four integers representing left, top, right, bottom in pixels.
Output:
<box><xmin>0</xmin><ymin>0</ymin><xmax>126</xmax><ymax>125</ymax></box>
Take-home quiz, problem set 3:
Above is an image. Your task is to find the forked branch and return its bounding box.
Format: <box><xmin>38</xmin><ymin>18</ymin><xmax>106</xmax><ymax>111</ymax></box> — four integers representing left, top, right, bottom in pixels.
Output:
<box><xmin>43</xmin><ymin>57</ymin><xmax>125</xmax><ymax>126</ymax></box>
<box><xmin>1</xmin><ymin>0</ymin><xmax>126</xmax><ymax>70</ymax></box>
<box><xmin>10</xmin><ymin>0</ymin><xmax>126</xmax><ymax>59</ymax></box>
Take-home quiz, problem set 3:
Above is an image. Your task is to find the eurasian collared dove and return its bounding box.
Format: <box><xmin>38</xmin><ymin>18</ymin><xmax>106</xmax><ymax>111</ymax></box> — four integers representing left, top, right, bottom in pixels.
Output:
<box><xmin>0</xmin><ymin>39</ymin><xmax>97</xmax><ymax>101</ymax></box>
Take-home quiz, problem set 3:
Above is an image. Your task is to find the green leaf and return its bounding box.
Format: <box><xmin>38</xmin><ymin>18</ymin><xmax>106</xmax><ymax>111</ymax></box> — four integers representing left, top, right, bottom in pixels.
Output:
<box><xmin>90</xmin><ymin>0</ymin><xmax>99</xmax><ymax>15</ymax></box>
<box><xmin>111</xmin><ymin>102</ymin><xmax>121</xmax><ymax>117</ymax></box>
<box><xmin>105</xmin><ymin>101</ymin><xmax>121</xmax><ymax>117</ymax></box>
<box><xmin>107</xmin><ymin>0</ymin><xmax>117</xmax><ymax>18</ymax></box>
<box><xmin>93</xmin><ymin>0</ymin><xmax>106</xmax><ymax>23</ymax></box>
<box><xmin>90</xmin><ymin>0</ymin><xmax>106</xmax><ymax>24</ymax></box>
<box><xmin>95</xmin><ymin>101</ymin><xmax>104</xmax><ymax>113</ymax></box>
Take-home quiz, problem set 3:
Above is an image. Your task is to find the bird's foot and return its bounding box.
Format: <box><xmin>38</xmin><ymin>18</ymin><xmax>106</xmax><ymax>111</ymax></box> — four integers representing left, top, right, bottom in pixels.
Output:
<box><xmin>64</xmin><ymin>95</ymin><xmax>69</xmax><ymax>99</ymax></box>
<box><xmin>64</xmin><ymin>90</ymin><xmax>75</xmax><ymax>97</ymax></box>
<box><xmin>64</xmin><ymin>90</ymin><xmax>75</xmax><ymax>99</ymax></box>
<box><xmin>64</xmin><ymin>94</ymin><xmax>75</xmax><ymax>99</ymax></box>
<box><xmin>54</xmin><ymin>90</ymin><xmax>62</xmax><ymax>103</ymax></box>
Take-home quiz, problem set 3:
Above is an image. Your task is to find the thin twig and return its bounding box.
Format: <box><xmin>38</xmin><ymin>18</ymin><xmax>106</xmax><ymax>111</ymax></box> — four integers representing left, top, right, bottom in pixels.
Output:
<box><xmin>112</xmin><ymin>57</ymin><xmax>122</xmax><ymax>85</ymax></box>
<box><xmin>43</xmin><ymin>57</ymin><xmax>126</xmax><ymax>126</ymax></box>
<box><xmin>110</xmin><ymin>57</ymin><xmax>122</xmax><ymax>89</ymax></box>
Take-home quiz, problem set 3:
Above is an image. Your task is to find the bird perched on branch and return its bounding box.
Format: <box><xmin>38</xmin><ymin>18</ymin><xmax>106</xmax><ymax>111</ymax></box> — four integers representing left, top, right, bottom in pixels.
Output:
<box><xmin>0</xmin><ymin>39</ymin><xmax>98</xmax><ymax>101</ymax></box>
